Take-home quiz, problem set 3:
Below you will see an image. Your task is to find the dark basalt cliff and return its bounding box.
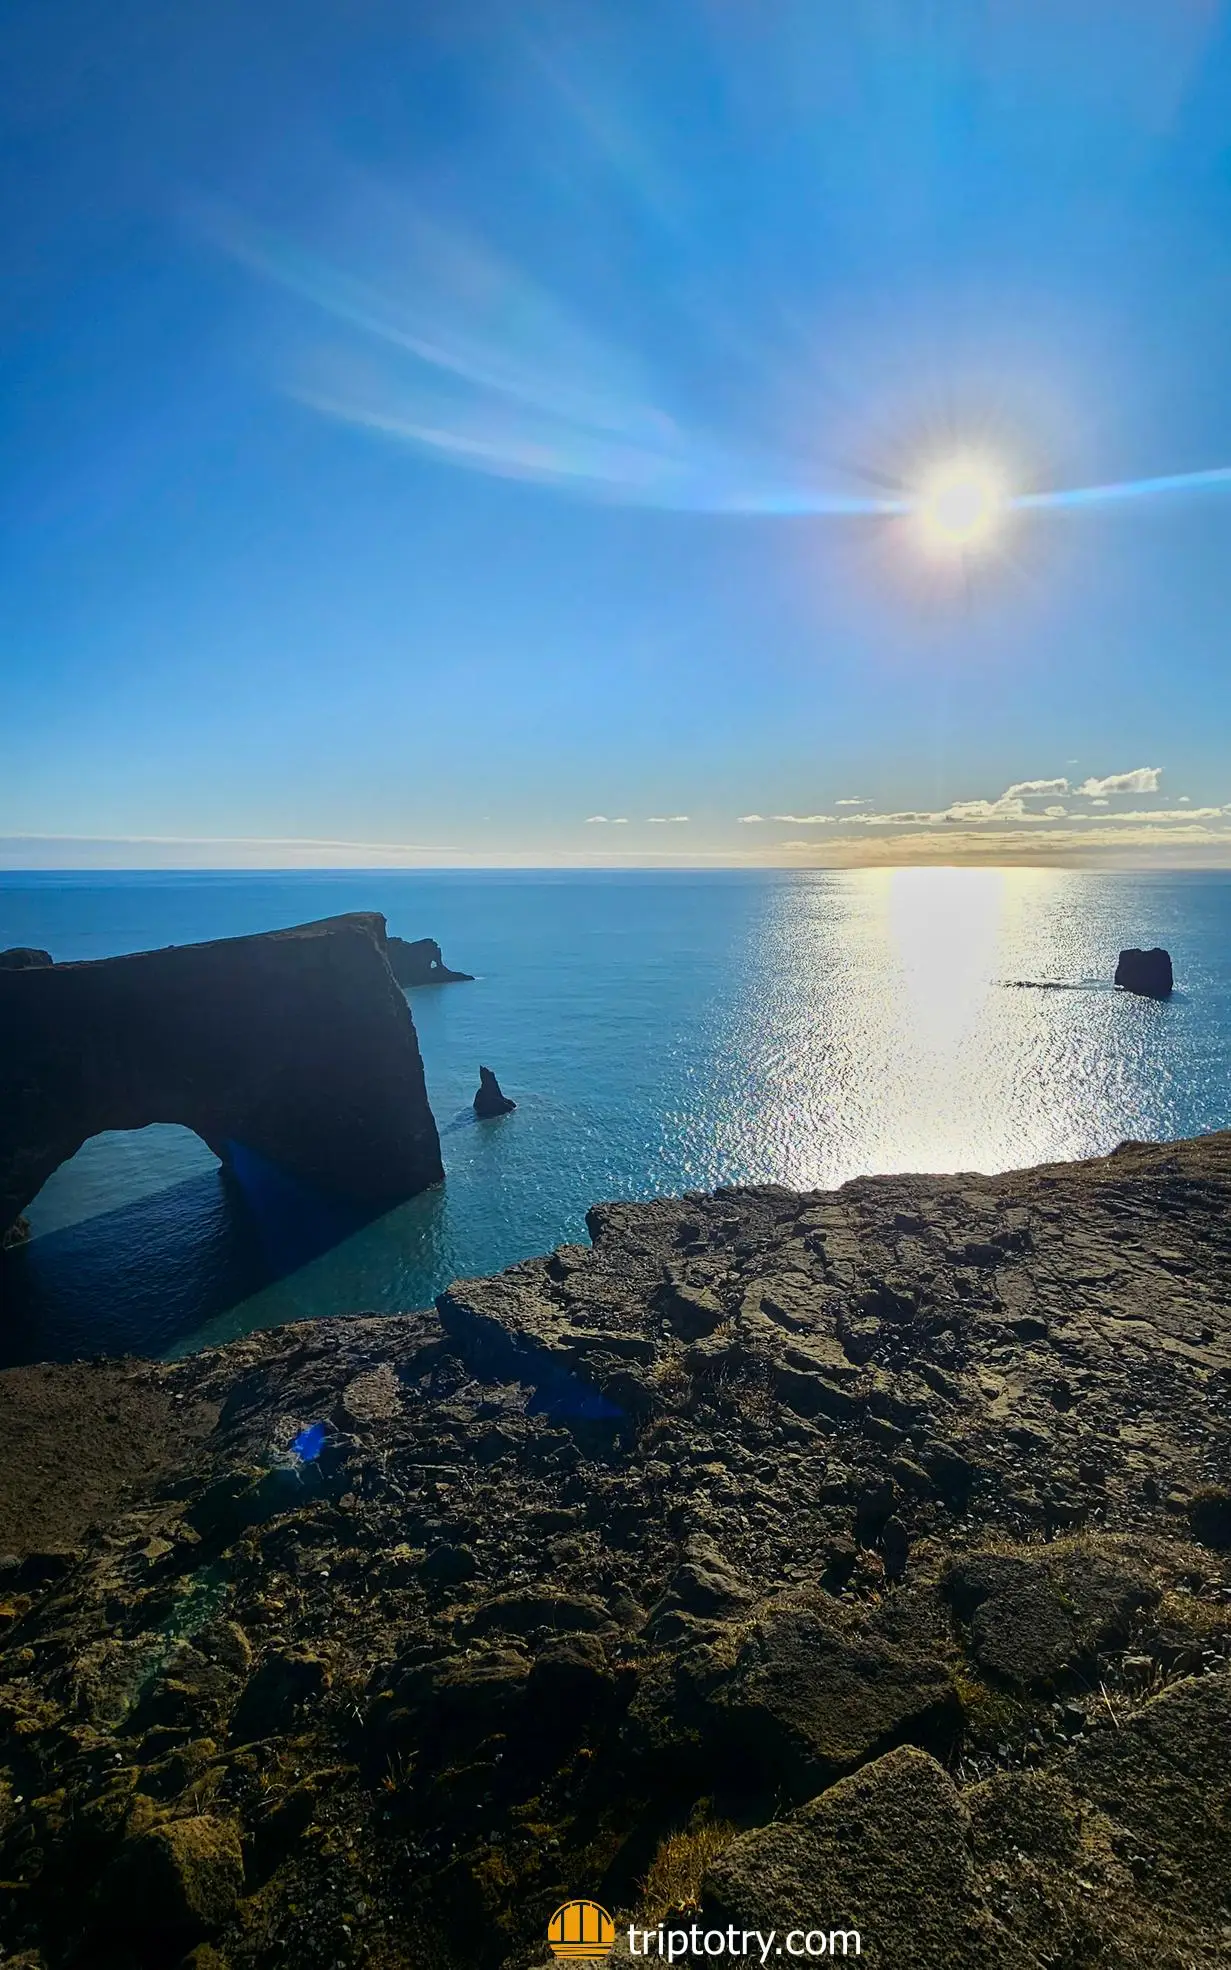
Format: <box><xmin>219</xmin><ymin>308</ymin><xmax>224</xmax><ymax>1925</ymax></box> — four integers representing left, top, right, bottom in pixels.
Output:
<box><xmin>0</xmin><ymin>1135</ymin><xmax>1229</xmax><ymax>1969</ymax></box>
<box><xmin>387</xmin><ymin>935</ymin><xmax>474</xmax><ymax>986</ymax></box>
<box><xmin>0</xmin><ymin>913</ymin><xmax>443</xmax><ymax>1239</ymax></box>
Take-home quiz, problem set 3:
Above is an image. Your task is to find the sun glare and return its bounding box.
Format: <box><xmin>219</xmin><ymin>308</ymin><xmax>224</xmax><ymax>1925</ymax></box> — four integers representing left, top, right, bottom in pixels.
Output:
<box><xmin>915</xmin><ymin>457</ymin><xmax>1008</xmax><ymax>554</ymax></box>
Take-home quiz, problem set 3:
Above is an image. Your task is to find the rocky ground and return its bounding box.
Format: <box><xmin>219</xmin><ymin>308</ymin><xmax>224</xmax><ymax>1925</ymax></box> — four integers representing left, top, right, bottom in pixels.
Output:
<box><xmin>0</xmin><ymin>1134</ymin><xmax>1229</xmax><ymax>1970</ymax></box>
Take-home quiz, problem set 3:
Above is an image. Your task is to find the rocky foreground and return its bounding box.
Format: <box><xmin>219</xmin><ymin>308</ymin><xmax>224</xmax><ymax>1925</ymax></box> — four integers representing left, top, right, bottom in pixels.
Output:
<box><xmin>1</xmin><ymin>1136</ymin><xmax>1230</xmax><ymax>1970</ymax></box>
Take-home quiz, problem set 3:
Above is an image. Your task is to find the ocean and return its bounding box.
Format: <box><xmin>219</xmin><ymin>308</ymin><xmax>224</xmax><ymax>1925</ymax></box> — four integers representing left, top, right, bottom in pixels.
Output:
<box><xmin>2</xmin><ymin>866</ymin><xmax>1229</xmax><ymax>1368</ymax></box>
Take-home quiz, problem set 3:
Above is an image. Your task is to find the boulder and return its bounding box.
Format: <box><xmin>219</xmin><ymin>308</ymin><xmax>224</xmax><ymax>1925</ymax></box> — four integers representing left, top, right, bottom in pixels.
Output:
<box><xmin>474</xmin><ymin>1065</ymin><xmax>516</xmax><ymax>1117</ymax></box>
<box><xmin>944</xmin><ymin>1545</ymin><xmax>1159</xmax><ymax>1691</ymax></box>
<box><xmin>100</xmin><ymin>1814</ymin><xmax>244</xmax><ymax>1936</ymax></box>
<box><xmin>1114</xmin><ymin>947</ymin><xmax>1173</xmax><ymax>997</ymax></box>
<box><xmin>703</xmin><ymin>1746</ymin><xmax>1032</xmax><ymax>1968</ymax></box>
<box><xmin>386</xmin><ymin>934</ymin><xmax>473</xmax><ymax>986</ymax></box>
<box><xmin>0</xmin><ymin>912</ymin><xmax>443</xmax><ymax>1240</ymax></box>
<box><xmin>702</xmin><ymin>1594</ymin><xmax>962</xmax><ymax>1791</ymax></box>
<box><xmin>629</xmin><ymin>1591</ymin><xmax>961</xmax><ymax>1792</ymax></box>
<box><xmin>0</xmin><ymin>947</ymin><xmax>52</xmax><ymax>969</ymax></box>
<box><xmin>1072</xmin><ymin>1671</ymin><xmax>1231</xmax><ymax>1908</ymax></box>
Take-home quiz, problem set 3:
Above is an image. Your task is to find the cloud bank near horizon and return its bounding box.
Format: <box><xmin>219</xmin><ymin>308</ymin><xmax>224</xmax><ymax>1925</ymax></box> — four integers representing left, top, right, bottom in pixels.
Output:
<box><xmin>5</xmin><ymin>763</ymin><xmax>1231</xmax><ymax>871</ymax></box>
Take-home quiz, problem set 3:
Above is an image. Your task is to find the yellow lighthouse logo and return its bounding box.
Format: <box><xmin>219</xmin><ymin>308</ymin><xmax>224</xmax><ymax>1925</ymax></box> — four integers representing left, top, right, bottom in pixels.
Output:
<box><xmin>547</xmin><ymin>1900</ymin><xmax>616</xmax><ymax>1960</ymax></box>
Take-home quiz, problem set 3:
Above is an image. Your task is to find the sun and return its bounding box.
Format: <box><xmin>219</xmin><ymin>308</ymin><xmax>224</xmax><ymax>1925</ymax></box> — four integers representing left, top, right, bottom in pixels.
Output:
<box><xmin>914</xmin><ymin>457</ymin><xmax>1008</xmax><ymax>553</ymax></box>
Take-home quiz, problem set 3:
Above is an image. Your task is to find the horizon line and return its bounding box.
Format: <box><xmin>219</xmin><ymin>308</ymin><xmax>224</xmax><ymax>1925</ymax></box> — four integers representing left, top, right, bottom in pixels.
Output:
<box><xmin>4</xmin><ymin>857</ymin><xmax>1231</xmax><ymax>876</ymax></box>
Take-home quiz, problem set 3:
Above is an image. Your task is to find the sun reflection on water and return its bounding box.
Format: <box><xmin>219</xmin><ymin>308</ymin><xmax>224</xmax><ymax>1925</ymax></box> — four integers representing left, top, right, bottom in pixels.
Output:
<box><xmin>711</xmin><ymin>866</ymin><xmax>1180</xmax><ymax>1191</ymax></box>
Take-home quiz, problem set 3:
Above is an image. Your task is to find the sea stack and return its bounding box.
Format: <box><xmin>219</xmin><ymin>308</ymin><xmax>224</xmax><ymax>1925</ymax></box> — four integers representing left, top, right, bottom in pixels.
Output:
<box><xmin>1115</xmin><ymin>947</ymin><xmax>1174</xmax><ymax>998</ymax></box>
<box><xmin>474</xmin><ymin>1066</ymin><xmax>515</xmax><ymax>1117</ymax></box>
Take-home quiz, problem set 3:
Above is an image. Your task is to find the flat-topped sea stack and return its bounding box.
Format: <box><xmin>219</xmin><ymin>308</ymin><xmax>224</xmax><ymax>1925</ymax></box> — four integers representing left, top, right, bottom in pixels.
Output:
<box><xmin>387</xmin><ymin>934</ymin><xmax>473</xmax><ymax>986</ymax></box>
<box><xmin>1115</xmin><ymin>946</ymin><xmax>1173</xmax><ymax>997</ymax></box>
<box><xmin>0</xmin><ymin>913</ymin><xmax>443</xmax><ymax>1240</ymax></box>
<box><xmin>0</xmin><ymin>1134</ymin><xmax>1227</xmax><ymax>1968</ymax></box>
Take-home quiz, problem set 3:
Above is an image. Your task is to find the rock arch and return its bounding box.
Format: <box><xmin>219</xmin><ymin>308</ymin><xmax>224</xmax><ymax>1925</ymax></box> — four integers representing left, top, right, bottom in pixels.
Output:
<box><xmin>0</xmin><ymin>914</ymin><xmax>443</xmax><ymax>1240</ymax></box>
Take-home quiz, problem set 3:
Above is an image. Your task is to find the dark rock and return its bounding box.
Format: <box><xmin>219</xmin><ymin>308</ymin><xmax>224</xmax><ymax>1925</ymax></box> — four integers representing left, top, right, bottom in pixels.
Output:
<box><xmin>526</xmin><ymin>1633</ymin><xmax>613</xmax><ymax>1723</ymax></box>
<box><xmin>881</xmin><ymin>1515</ymin><xmax>910</xmax><ymax>1579</ymax></box>
<box><xmin>648</xmin><ymin>1538</ymin><xmax>754</xmax><ymax>1631</ymax></box>
<box><xmin>945</xmin><ymin>1546</ymin><xmax>1159</xmax><ymax>1691</ymax></box>
<box><xmin>1189</xmin><ymin>1487</ymin><xmax>1231</xmax><ymax>1549</ymax></box>
<box><xmin>701</xmin><ymin>1592</ymin><xmax>962</xmax><ymax>1792</ymax></box>
<box><xmin>1115</xmin><ymin>946</ymin><xmax>1174</xmax><ymax>997</ymax></box>
<box><xmin>0</xmin><ymin>912</ymin><xmax>443</xmax><ymax>1240</ymax></box>
<box><xmin>655</xmin><ymin>1277</ymin><xmax>726</xmax><ymax>1338</ymax></box>
<box><xmin>0</xmin><ymin>946</ymin><xmax>52</xmax><ymax>969</ymax></box>
<box><xmin>1073</xmin><ymin>1671</ymin><xmax>1231</xmax><ymax>1907</ymax></box>
<box><xmin>0</xmin><ymin>1212</ymin><xmax>30</xmax><ymax>1250</ymax></box>
<box><xmin>704</xmin><ymin>1746</ymin><xmax>1027</xmax><ymax>1968</ymax></box>
<box><xmin>420</xmin><ymin>1541</ymin><xmax>479</xmax><ymax>1584</ymax></box>
<box><xmin>855</xmin><ymin>1476</ymin><xmax>897</xmax><ymax>1543</ymax></box>
<box><xmin>821</xmin><ymin>1534</ymin><xmax>858</xmax><ymax>1590</ymax></box>
<box><xmin>386</xmin><ymin>934</ymin><xmax>473</xmax><ymax>986</ymax></box>
<box><xmin>371</xmin><ymin>1647</ymin><xmax>531</xmax><ymax>1760</ymax></box>
<box><xmin>917</xmin><ymin>1437</ymin><xmax>977</xmax><ymax>1502</ymax></box>
<box><xmin>474</xmin><ymin>1064</ymin><xmax>516</xmax><ymax>1117</ymax></box>
<box><xmin>99</xmin><ymin>1814</ymin><xmax>244</xmax><ymax>1936</ymax></box>
<box><xmin>466</xmin><ymin>1589</ymin><xmax>611</xmax><ymax>1638</ymax></box>
<box><xmin>232</xmin><ymin>1649</ymin><xmax>331</xmax><ymax>1740</ymax></box>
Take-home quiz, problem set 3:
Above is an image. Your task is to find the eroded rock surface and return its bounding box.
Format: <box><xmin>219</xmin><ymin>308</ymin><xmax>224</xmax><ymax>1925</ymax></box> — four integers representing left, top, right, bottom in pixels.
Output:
<box><xmin>0</xmin><ymin>1134</ymin><xmax>1229</xmax><ymax>1968</ymax></box>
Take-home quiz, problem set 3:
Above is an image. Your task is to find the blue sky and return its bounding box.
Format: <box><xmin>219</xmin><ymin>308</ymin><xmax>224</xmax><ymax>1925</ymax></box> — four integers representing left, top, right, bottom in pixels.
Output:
<box><xmin>4</xmin><ymin>0</ymin><xmax>1231</xmax><ymax>868</ymax></box>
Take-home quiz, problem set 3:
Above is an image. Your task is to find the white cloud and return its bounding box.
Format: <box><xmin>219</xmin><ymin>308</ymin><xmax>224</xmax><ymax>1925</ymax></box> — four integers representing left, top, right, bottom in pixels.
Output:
<box><xmin>646</xmin><ymin>814</ymin><xmax>689</xmax><ymax>823</ymax></box>
<box><xmin>1003</xmin><ymin>777</ymin><xmax>1070</xmax><ymax>799</ymax></box>
<box><xmin>737</xmin><ymin>814</ymin><xmax>765</xmax><ymax>824</ymax></box>
<box><xmin>731</xmin><ymin>767</ymin><xmax>1224</xmax><ymax>847</ymax></box>
<box><xmin>1099</xmin><ymin>806</ymin><xmax>1227</xmax><ymax>822</ymax></box>
<box><xmin>943</xmin><ymin>797</ymin><xmax>1027</xmax><ymax>822</ymax></box>
<box><xmin>584</xmin><ymin>815</ymin><xmax>628</xmax><ymax>824</ymax></box>
<box><xmin>853</xmin><ymin>810</ymin><xmax>941</xmax><ymax>825</ymax></box>
<box><xmin>1075</xmin><ymin>766</ymin><xmax>1163</xmax><ymax>796</ymax></box>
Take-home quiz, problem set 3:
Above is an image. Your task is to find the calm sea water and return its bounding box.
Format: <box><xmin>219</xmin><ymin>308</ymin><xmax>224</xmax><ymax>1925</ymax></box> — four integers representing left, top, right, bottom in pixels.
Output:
<box><xmin>2</xmin><ymin>867</ymin><xmax>1229</xmax><ymax>1366</ymax></box>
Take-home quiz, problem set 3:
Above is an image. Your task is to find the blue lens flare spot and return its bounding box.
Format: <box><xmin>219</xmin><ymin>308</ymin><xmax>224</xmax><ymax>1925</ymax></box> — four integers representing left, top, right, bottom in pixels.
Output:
<box><xmin>290</xmin><ymin>1421</ymin><xmax>327</xmax><ymax>1462</ymax></box>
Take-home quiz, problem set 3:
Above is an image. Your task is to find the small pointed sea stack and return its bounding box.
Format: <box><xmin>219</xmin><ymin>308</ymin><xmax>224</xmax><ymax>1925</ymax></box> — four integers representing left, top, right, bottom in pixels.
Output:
<box><xmin>474</xmin><ymin>1066</ymin><xmax>516</xmax><ymax>1117</ymax></box>
<box><xmin>1115</xmin><ymin>947</ymin><xmax>1174</xmax><ymax>998</ymax></box>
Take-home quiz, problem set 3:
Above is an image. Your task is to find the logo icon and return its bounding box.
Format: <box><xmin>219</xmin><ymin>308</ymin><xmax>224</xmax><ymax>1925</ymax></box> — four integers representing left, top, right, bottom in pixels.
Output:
<box><xmin>547</xmin><ymin>1900</ymin><xmax>616</xmax><ymax>1960</ymax></box>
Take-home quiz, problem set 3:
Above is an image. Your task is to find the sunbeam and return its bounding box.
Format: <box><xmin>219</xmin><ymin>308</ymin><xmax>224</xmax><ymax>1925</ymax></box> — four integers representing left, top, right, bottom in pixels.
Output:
<box><xmin>210</xmin><ymin>205</ymin><xmax>1231</xmax><ymax>531</ymax></box>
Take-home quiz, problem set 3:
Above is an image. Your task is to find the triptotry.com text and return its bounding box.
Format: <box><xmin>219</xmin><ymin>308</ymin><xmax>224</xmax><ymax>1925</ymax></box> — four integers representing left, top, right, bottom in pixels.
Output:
<box><xmin>626</xmin><ymin>1925</ymin><xmax>861</xmax><ymax>1959</ymax></box>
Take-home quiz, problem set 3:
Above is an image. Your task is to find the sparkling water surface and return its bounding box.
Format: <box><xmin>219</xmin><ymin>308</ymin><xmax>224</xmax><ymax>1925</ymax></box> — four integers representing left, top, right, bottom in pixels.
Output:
<box><xmin>2</xmin><ymin>868</ymin><xmax>1229</xmax><ymax>1365</ymax></box>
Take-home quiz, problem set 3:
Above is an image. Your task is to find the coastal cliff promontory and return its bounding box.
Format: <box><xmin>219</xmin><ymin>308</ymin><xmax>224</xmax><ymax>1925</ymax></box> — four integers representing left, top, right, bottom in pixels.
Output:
<box><xmin>0</xmin><ymin>1134</ymin><xmax>1228</xmax><ymax>1967</ymax></box>
<box><xmin>0</xmin><ymin>913</ymin><xmax>443</xmax><ymax>1239</ymax></box>
<box><xmin>387</xmin><ymin>935</ymin><xmax>474</xmax><ymax>986</ymax></box>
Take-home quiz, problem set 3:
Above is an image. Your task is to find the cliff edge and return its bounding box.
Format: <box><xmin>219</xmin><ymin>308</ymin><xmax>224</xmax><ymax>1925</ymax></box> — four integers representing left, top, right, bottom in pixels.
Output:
<box><xmin>0</xmin><ymin>1133</ymin><xmax>1228</xmax><ymax>1968</ymax></box>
